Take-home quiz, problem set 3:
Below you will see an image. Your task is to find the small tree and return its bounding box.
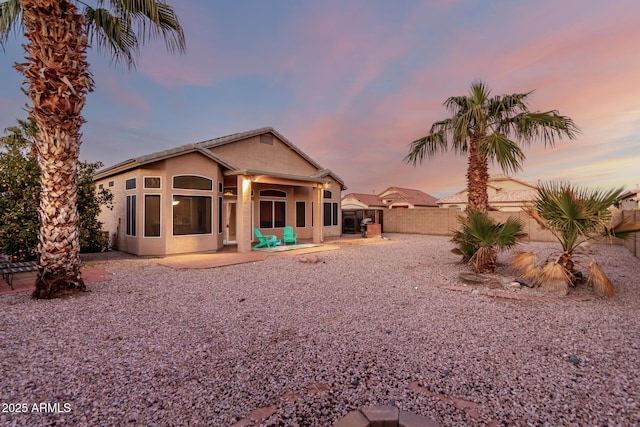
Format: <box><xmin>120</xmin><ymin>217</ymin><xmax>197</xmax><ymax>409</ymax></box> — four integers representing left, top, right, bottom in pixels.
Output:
<box><xmin>512</xmin><ymin>181</ymin><xmax>640</xmax><ymax>297</ymax></box>
<box><xmin>0</xmin><ymin>120</ymin><xmax>113</xmax><ymax>260</ymax></box>
<box><xmin>0</xmin><ymin>122</ymin><xmax>40</xmax><ymax>260</ymax></box>
<box><xmin>451</xmin><ymin>209</ymin><xmax>526</xmax><ymax>273</ymax></box>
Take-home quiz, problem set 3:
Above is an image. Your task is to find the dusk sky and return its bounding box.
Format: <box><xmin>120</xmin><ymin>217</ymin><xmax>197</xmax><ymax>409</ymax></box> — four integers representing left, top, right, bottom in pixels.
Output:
<box><xmin>1</xmin><ymin>0</ymin><xmax>639</xmax><ymax>198</ymax></box>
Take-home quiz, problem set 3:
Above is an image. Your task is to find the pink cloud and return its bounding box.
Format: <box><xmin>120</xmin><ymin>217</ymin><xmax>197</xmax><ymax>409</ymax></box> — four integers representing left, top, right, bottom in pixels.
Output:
<box><xmin>95</xmin><ymin>74</ymin><xmax>151</xmax><ymax>122</ymax></box>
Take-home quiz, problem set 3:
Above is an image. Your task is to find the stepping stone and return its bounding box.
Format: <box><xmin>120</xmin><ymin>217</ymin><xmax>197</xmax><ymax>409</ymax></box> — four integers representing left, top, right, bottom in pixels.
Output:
<box><xmin>333</xmin><ymin>410</ymin><xmax>370</xmax><ymax>427</ymax></box>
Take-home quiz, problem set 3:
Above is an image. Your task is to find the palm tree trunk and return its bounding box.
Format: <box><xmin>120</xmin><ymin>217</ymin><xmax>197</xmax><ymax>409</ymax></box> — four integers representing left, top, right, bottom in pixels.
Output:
<box><xmin>18</xmin><ymin>0</ymin><xmax>94</xmax><ymax>298</ymax></box>
<box><xmin>466</xmin><ymin>133</ymin><xmax>490</xmax><ymax>212</ymax></box>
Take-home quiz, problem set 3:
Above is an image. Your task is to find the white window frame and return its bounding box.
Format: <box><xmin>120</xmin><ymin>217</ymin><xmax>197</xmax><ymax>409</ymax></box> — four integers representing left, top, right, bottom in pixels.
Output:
<box><xmin>172</xmin><ymin>174</ymin><xmax>213</xmax><ymax>191</ymax></box>
<box><xmin>143</xmin><ymin>194</ymin><xmax>162</xmax><ymax>238</ymax></box>
<box><xmin>171</xmin><ymin>193</ymin><xmax>214</xmax><ymax>237</ymax></box>
<box><xmin>125</xmin><ymin>194</ymin><xmax>137</xmax><ymax>237</ymax></box>
<box><xmin>143</xmin><ymin>176</ymin><xmax>162</xmax><ymax>189</ymax></box>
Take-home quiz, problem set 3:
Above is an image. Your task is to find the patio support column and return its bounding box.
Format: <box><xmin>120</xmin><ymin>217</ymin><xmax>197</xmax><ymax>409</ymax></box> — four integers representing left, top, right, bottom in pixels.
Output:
<box><xmin>236</xmin><ymin>174</ymin><xmax>252</xmax><ymax>253</ymax></box>
<box><xmin>312</xmin><ymin>184</ymin><xmax>323</xmax><ymax>243</ymax></box>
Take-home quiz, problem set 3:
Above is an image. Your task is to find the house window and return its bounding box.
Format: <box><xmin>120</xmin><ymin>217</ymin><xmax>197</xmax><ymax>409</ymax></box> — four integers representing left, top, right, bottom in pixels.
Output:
<box><xmin>144</xmin><ymin>177</ymin><xmax>161</xmax><ymax>189</ymax></box>
<box><xmin>218</xmin><ymin>197</ymin><xmax>223</xmax><ymax>234</ymax></box>
<box><xmin>260</xmin><ymin>200</ymin><xmax>285</xmax><ymax>228</ymax></box>
<box><xmin>172</xmin><ymin>196</ymin><xmax>212</xmax><ymax>235</ymax></box>
<box><xmin>98</xmin><ymin>184</ymin><xmax>104</xmax><ymax>190</ymax></box>
<box><xmin>144</xmin><ymin>195</ymin><xmax>161</xmax><ymax>237</ymax></box>
<box><xmin>125</xmin><ymin>178</ymin><xmax>136</xmax><ymax>190</ymax></box>
<box><xmin>173</xmin><ymin>175</ymin><xmax>212</xmax><ymax>191</ymax></box>
<box><xmin>108</xmin><ymin>181</ymin><xmax>114</xmax><ymax>188</ymax></box>
<box><xmin>126</xmin><ymin>195</ymin><xmax>136</xmax><ymax>236</ymax></box>
<box><xmin>323</xmin><ymin>190</ymin><xmax>332</xmax><ymax>199</ymax></box>
<box><xmin>323</xmin><ymin>202</ymin><xmax>338</xmax><ymax>226</ymax></box>
<box><xmin>296</xmin><ymin>201</ymin><xmax>306</xmax><ymax>228</ymax></box>
<box><xmin>218</xmin><ymin>182</ymin><xmax>223</xmax><ymax>193</ymax></box>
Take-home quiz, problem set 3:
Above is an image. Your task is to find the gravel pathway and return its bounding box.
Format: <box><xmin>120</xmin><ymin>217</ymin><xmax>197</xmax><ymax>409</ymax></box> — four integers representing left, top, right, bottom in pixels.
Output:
<box><xmin>1</xmin><ymin>234</ymin><xmax>638</xmax><ymax>426</ymax></box>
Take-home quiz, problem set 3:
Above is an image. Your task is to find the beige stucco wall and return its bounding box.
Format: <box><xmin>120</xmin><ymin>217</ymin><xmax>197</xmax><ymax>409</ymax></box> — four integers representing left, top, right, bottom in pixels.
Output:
<box><xmin>382</xmin><ymin>209</ymin><xmax>631</xmax><ymax>248</ymax></box>
<box><xmin>96</xmin><ymin>152</ymin><xmax>224</xmax><ymax>256</ymax></box>
<box><xmin>382</xmin><ymin>208</ymin><xmax>460</xmax><ymax>236</ymax></box>
<box><xmin>341</xmin><ymin>196</ymin><xmax>369</xmax><ymax>210</ymax></box>
<box><xmin>382</xmin><ymin>208</ymin><xmax>553</xmax><ymax>240</ymax></box>
<box><xmin>94</xmin><ymin>130</ymin><xmax>345</xmax><ymax>256</ymax></box>
<box><xmin>208</xmin><ymin>135</ymin><xmax>319</xmax><ymax>176</ymax></box>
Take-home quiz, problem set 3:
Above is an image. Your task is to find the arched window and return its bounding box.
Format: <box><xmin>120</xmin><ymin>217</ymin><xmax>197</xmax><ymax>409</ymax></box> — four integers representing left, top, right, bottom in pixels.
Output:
<box><xmin>259</xmin><ymin>189</ymin><xmax>286</xmax><ymax>197</ymax></box>
<box><xmin>173</xmin><ymin>175</ymin><xmax>212</xmax><ymax>191</ymax></box>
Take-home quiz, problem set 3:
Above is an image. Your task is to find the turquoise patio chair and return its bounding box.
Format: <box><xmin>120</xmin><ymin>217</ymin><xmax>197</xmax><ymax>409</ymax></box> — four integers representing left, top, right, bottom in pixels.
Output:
<box><xmin>283</xmin><ymin>226</ymin><xmax>298</xmax><ymax>245</ymax></box>
<box><xmin>253</xmin><ymin>228</ymin><xmax>280</xmax><ymax>248</ymax></box>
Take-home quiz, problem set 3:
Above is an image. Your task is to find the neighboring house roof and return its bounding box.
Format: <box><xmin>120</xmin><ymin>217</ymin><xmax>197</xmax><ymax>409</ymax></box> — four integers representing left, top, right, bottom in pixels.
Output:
<box><xmin>342</xmin><ymin>193</ymin><xmax>386</xmax><ymax>208</ymax></box>
<box><xmin>437</xmin><ymin>175</ymin><xmax>537</xmax><ymax>207</ymax></box>
<box><xmin>487</xmin><ymin>173</ymin><xmax>538</xmax><ymax>190</ymax></box>
<box><xmin>342</xmin><ymin>187</ymin><xmax>438</xmax><ymax>209</ymax></box>
<box><xmin>379</xmin><ymin>187</ymin><xmax>439</xmax><ymax>207</ymax></box>
<box><xmin>621</xmin><ymin>188</ymin><xmax>640</xmax><ymax>200</ymax></box>
<box><xmin>94</xmin><ymin>127</ymin><xmax>346</xmax><ymax>189</ymax></box>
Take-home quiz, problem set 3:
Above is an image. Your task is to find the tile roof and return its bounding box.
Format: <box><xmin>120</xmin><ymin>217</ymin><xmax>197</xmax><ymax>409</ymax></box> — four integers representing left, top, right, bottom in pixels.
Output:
<box><xmin>94</xmin><ymin>127</ymin><xmax>345</xmax><ymax>188</ymax></box>
<box><xmin>380</xmin><ymin>187</ymin><xmax>438</xmax><ymax>206</ymax></box>
<box><xmin>342</xmin><ymin>193</ymin><xmax>385</xmax><ymax>207</ymax></box>
<box><xmin>342</xmin><ymin>187</ymin><xmax>438</xmax><ymax>208</ymax></box>
<box><xmin>437</xmin><ymin>176</ymin><xmax>538</xmax><ymax>205</ymax></box>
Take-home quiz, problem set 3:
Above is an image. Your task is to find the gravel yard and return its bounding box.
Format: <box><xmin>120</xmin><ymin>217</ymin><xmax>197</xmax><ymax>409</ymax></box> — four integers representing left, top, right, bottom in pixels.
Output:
<box><xmin>1</xmin><ymin>234</ymin><xmax>639</xmax><ymax>426</ymax></box>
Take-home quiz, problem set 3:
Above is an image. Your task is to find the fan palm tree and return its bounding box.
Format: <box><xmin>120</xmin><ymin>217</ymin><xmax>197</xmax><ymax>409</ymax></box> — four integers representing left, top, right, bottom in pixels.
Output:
<box><xmin>0</xmin><ymin>0</ymin><xmax>185</xmax><ymax>299</ymax></box>
<box><xmin>513</xmin><ymin>181</ymin><xmax>640</xmax><ymax>297</ymax></box>
<box><xmin>451</xmin><ymin>208</ymin><xmax>526</xmax><ymax>273</ymax></box>
<box><xmin>405</xmin><ymin>80</ymin><xmax>579</xmax><ymax>212</ymax></box>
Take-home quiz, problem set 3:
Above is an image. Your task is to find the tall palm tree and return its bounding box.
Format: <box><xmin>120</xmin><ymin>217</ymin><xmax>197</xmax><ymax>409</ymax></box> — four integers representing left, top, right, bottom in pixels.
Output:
<box><xmin>0</xmin><ymin>0</ymin><xmax>185</xmax><ymax>298</ymax></box>
<box><xmin>405</xmin><ymin>80</ymin><xmax>579</xmax><ymax>212</ymax></box>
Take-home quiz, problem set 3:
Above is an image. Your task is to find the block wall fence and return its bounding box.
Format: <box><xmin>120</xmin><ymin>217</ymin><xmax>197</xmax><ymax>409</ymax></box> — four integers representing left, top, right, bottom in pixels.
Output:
<box><xmin>381</xmin><ymin>208</ymin><xmax>640</xmax><ymax>258</ymax></box>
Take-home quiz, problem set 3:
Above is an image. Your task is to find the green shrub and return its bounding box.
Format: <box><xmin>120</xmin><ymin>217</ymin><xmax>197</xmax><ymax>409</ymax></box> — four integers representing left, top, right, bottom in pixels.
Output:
<box><xmin>0</xmin><ymin>120</ymin><xmax>113</xmax><ymax>259</ymax></box>
<box><xmin>451</xmin><ymin>209</ymin><xmax>526</xmax><ymax>273</ymax></box>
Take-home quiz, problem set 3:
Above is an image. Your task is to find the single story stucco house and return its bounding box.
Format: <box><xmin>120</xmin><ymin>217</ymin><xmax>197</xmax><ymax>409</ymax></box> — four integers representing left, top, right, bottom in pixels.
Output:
<box><xmin>437</xmin><ymin>175</ymin><xmax>538</xmax><ymax>211</ymax></box>
<box><xmin>93</xmin><ymin>127</ymin><xmax>346</xmax><ymax>256</ymax></box>
<box><xmin>620</xmin><ymin>188</ymin><xmax>640</xmax><ymax>210</ymax></box>
<box><xmin>340</xmin><ymin>187</ymin><xmax>438</xmax><ymax>233</ymax></box>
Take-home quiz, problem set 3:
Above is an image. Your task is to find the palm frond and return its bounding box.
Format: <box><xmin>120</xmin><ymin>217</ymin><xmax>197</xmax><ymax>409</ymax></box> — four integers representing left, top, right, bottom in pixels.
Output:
<box><xmin>404</xmin><ymin>123</ymin><xmax>451</xmax><ymax>165</ymax></box>
<box><xmin>507</xmin><ymin>111</ymin><xmax>580</xmax><ymax>146</ymax></box>
<box><xmin>587</xmin><ymin>261</ymin><xmax>614</xmax><ymax>298</ymax></box>
<box><xmin>85</xmin><ymin>7</ymin><xmax>138</xmax><ymax>66</ymax></box>
<box><xmin>0</xmin><ymin>0</ymin><xmax>22</xmax><ymax>47</ymax></box>
<box><xmin>538</xmin><ymin>261</ymin><xmax>570</xmax><ymax>295</ymax></box>
<box><xmin>487</xmin><ymin>92</ymin><xmax>532</xmax><ymax>126</ymax></box>
<box><xmin>525</xmin><ymin>206</ymin><xmax>548</xmax><ymax>229</ymax></box>
<box><xmin>481</xmin><ymin>132</ymin><xmax>525</xmax><ymax>174</ymax></box>
<box><xmin>495</xmin><ymin>216</ymin><xmax>527</xmax><ymax>249</ymax></box>
<box><xmin>83</xmin><ymin>0</ymin><xmax>185</xmax><ymax>69</ymax></box>
<box><xmin>511</xmin><ymin>251</ymin><xmax>539</xmax><ymax>282</ymax></box>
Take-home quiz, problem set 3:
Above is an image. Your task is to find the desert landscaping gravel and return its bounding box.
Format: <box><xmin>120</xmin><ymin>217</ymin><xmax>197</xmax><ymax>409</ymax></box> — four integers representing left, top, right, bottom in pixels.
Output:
<box><xmin>1</xmin><ymin>234</ymin><xmax>639</xmax><ymax>426</ymax></box>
